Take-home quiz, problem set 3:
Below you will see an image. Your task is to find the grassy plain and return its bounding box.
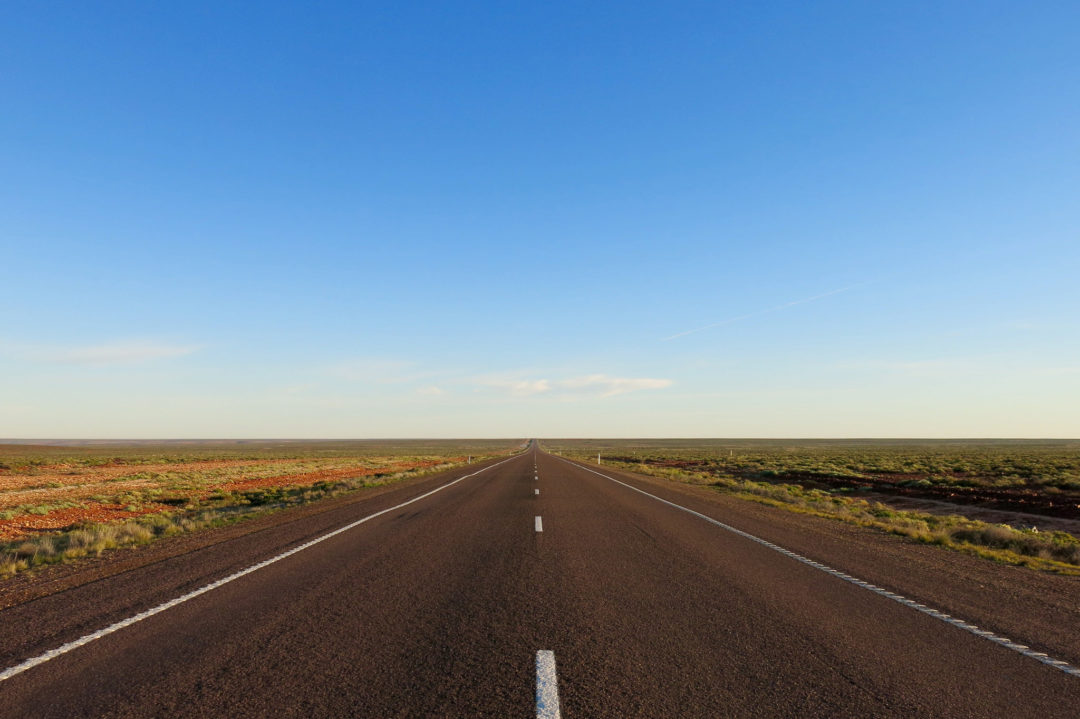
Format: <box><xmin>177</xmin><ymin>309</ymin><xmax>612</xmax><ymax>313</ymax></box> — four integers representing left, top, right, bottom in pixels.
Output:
<box><xmin>0</xmin><ymin>439</ymin><xmax>522</xmax><ymax>576</ymax></box>
<box><xmin>543</xmin><ymin>439</ymin><xmax>1080</xmax><ymax>574</ymax></box>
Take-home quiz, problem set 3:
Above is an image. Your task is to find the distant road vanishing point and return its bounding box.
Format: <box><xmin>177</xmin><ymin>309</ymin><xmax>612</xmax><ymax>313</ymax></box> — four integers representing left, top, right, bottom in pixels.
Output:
<box><xmin>1</xmin><ymin>443</ymin><xmax>1078</xmax><ymax>717</ymax></box>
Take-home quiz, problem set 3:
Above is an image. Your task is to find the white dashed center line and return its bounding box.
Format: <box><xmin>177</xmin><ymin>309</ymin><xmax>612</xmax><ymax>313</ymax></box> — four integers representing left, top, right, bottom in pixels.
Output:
<box><xmin>0</xmin><ymin>455</ymin><xmax>521</xmax><ymax>684</ymax></box>
<box><xmin>535</xmin><ymin>516</ymin><xmax>543</xmax><ymax>532</ymax></box>
<box><xmin>535</xmin><ymin>650</ymin><xmax>561</xmax><ymax>719</ymax></box>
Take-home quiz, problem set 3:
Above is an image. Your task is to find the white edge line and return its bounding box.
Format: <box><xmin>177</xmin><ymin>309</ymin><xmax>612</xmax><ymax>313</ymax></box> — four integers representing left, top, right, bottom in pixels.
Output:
<box><xmin>536</xmin><ymin>649</ymin><xmax>561</xmax><ymax>719</ymax></box>
<box><xmin>555</xmin><ymin>456</ymin><xmax>1080</xmax><ymax>679</ymax></box>
<box><xmin>0</xmin><ymin>454</ymin><xmax>522</xmax><ymax>683</ymax></box>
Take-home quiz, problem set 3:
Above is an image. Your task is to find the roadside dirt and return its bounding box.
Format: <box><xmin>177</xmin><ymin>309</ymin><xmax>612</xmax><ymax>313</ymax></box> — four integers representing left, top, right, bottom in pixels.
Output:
<box><xmin>858</xmin><ymin>494</ymin><xmax>1080</xmax><ymax>535</ymax></box>
<box><xmin>0</xmin><ymin>462</ymin><xmax>478</xmax><ymax>610</ymax></box>
<box><xmin>0</xmin><ymin>457</ymin><xmax>464</xmax><ymax>542</ymax></box>
<box><xmin>0</xmin><ymin>505</ymin><xmax>170</xmax><ymax>541</ymax></box>
<box><xmin>0</xmin><ymin>459</ymin><xmax>300</xmax><ymax>491</ymax></box>
<box><xmin>613</xmin><ymin>457</ymin><xmax>1080</xmax><ymax>528</ymax></box>
<box><xmin>211</xmin><ymin>458</ymin><xmax>458</xmax><ymax>493</ymax></box>
<box><xmin>0</xmin><ymin>479</ymin><xmax>164</xmax><ymax>509</ymax></box>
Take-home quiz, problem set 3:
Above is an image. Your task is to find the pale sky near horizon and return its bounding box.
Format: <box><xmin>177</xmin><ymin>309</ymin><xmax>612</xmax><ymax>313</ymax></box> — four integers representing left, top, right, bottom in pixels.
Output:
<box><xmin>2</xmin><ymin>2</ymin><xmax>1079</xmax><ymax>438</ymax></box>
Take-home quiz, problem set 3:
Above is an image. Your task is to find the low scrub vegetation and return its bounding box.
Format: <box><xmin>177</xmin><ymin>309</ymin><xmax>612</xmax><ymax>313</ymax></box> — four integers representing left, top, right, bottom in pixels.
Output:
<box><xmin>546</xmin><ymin>441</ymin><xmax>1080</xmax><ymax>575</ymax></box>
<box><xmin>0</xmin><ymin>440</ymin><xmax>523</xmax><ymax>578</ymax></box>
<box><xmin>727</xmin><ymin>475</ymin><xmax>1080</xmax><ymax>572</ymax></box>
<box><xmin>1</xmin><ymin>511</ymin><xmax>223</xmax><ymax>577</ymax></box>
<box><xmin>549</xmin><ymin>439</ymin><xmax>1080</xmax><ymax>491</ymax></box>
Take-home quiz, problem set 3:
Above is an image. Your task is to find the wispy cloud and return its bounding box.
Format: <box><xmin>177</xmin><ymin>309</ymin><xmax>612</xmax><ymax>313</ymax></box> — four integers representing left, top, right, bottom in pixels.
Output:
<box><xmin>320</xmin><ymin>360</ymin><xmax>673</xmax><ymax>401</ymax></box>
<box><xmin>478</xmin><ymin>378</ymin><xmax>552</xmax><ymax>397</ymax></box>
<box><xmin>9</xmin><ymin>340</ymin><xmax>200</xmax><ymax>366</ymax></box>
<box><xmin>478</xmin><ymin>373</ymin><xmax>672</xmax><ymax>399</ymax></box>
<box><xmin>662</xmin><ymin>283</ymin><xmax>865</xmax><ymax>341</ymax></box>
<box><xmin>558</xmin><ymin>374</ymin><xmax>673</xmax><ymax>397</ymax></box>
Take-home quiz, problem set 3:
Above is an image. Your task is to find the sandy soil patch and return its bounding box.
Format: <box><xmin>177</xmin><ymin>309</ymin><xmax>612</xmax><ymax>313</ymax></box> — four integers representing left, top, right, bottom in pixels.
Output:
<box><xmin>0</xmin><ymin>459</ymin><xmax>300</xmax><ymax>492</ymax></box>
<box><xmin>0</xmin><ymin>505</ymin><xmax>169</xmax><ymax>541</ymax></box>
<box><xmin>0</xmin><ymin>457</ymin><xmax>463</xmax><ymax>541</ymax></box>
<box><xmin>210</xmin><ymin>458</ymin><xmax>457</xmax><ymax>492</ymax></box>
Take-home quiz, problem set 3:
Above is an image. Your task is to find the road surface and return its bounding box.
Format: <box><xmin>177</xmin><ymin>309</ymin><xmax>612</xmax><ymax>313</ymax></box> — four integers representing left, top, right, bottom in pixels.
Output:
<box><xmin>1</xmin><ymin>444</ymin><xmax>1078</xmax><ymax>717</ymax></box>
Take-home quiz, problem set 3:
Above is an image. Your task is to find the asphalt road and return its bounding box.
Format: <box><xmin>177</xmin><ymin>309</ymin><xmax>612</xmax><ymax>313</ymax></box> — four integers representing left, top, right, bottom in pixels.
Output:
<box><xmin>1</xmin><ymin>444</ymin><xmax>1078</xmax><ymax>717</ymax></box>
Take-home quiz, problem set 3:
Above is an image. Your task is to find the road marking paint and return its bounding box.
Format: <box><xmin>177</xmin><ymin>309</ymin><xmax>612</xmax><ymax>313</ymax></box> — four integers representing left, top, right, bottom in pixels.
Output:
<box><xmin>535</xmin><ymin>516</ymin><xmax>543</xmax><ymax>532</ymax></box>
<box><xmin>535</xmin><ymin>650</ymin><xmax>561</xmax><ymax>719</ymax></box>
<box><xmin>557</xmin><ymin>457</ymin><xmax>1080</xmax><ymax>679</ymax></box>
<box><xmin>0</xmin><ymin>455</ymin><xmax>522</xmax><ymax>684</ymax></box>
<box><xmin>535</xmin><ymin>488</ymin><xmax>540</xmax><ymax>495</ymax></box>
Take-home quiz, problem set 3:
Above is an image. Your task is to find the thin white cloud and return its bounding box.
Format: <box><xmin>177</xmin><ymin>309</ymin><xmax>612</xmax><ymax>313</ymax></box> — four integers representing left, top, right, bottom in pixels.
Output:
<box><xmin>479</xmin><ymin>378</ymin><xmax>552</xmax><ymax>397</ymax></box>
<box><xmin>478</xmin><ymin>373</ymin><xmax>671</xmax><ymax>399</ymax></box>
<box><xmin>416</xmin><ymin>385</ymin><xmax>446</xmax><ymax>396</ymax></box>
<box><xmin>11</xmin><ymin>340</ymin><xmax>200</xmax><ymax>365</ymax></box>
<box><xmin>558</xmin><ymin>374</ymin><xmax>673</xmax><ymax>397</ymax></box>
<box><xmin>663</xmin><ymin>283</ymin><xmax>865</xmax><ymax>341</ymax></box>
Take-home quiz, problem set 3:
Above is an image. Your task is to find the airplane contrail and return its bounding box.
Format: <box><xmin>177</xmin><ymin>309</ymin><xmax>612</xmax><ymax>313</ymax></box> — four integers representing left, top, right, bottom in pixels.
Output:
<box><xmin>662</xmin><ymin>283</ymin><xmax>865</xmax><ymax>341</ymax></box>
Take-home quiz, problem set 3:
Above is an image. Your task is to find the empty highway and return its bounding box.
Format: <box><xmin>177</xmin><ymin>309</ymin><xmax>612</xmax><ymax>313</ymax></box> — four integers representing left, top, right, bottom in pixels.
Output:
<box><xmin>1</xmin><ymin>444</ymin><xmax>1078</xmax><ymax>717</ymax></box>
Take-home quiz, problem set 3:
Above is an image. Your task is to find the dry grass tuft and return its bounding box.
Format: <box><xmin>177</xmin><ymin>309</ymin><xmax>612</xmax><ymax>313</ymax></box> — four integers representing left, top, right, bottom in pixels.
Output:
<box><xmin>0</xmin><ymin>448</ymin><xmax>521</xmax><ymax>579</ymax></box>
<box><xmin>583</xmin><ymin>457</ymin><xmax>1080</xmax><ymax>575</ymax></box>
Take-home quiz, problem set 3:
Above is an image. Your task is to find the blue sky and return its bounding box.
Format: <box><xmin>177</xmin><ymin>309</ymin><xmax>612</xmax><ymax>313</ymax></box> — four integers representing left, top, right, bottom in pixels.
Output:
<box><xmin>2</xmin><ymin>1</ymin><xmax>1078</xmax><ymax>437</ymax></box>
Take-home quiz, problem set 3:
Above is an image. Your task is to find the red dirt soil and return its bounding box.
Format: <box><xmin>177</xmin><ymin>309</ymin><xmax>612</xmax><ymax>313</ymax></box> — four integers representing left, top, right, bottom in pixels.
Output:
<box><xmin>0</xmin><ymin>457</ymin><xmax>464</xmax><ymax>542</ymax></box>
<box><xmin>209</xmin><ymin>458</ymin><xmax>459</xmax><ymax>493</ymax></box>
<box><xmin>0</xmin><ymin>504</ymin><xmax>169</xmax><ymax>541</ymax></box>
<box><xmin>0</xmin><ymin>459</ymin><xmax>302</xmax><ymax>493</ymax></box>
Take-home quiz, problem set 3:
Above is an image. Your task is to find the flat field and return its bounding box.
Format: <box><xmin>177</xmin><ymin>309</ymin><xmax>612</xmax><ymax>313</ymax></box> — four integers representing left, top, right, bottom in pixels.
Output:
<box><xmin>543</xmin><ymin>439</ymin><xmax>1080</xmax><ymax>573</ymax></box>
<box><xmin>0</xmin><ymin>439</ymin><xmax>522</xmax><ymax>574</ymax></box>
